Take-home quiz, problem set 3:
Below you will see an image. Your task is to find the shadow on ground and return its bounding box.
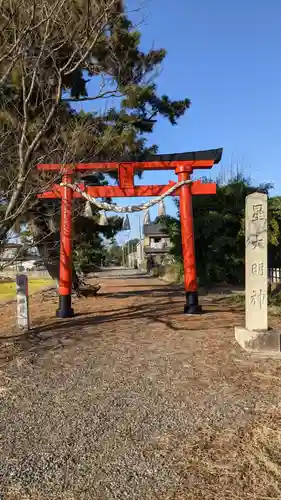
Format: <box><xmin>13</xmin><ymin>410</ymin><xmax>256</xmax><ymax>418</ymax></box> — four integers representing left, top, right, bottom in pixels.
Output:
<box><xmin>0</xmin><ymin>283</ymin><xmax>243</xmax><ymax>364</ymax></box>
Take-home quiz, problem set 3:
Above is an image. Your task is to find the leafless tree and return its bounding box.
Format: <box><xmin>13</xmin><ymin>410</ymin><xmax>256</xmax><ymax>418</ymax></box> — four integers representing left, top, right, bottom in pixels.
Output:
<box><xmin>0</xmin><ymin>0</ymin><xmax>125</xmax><ymax>241</ymax></box>
<box><xmin>0</xmin><ymin>0</ymin><xmax>189</xmax><ymax>285</ymax></box>
<box><xmin>0</xmin><ymin>0</ymin><xmax>131</xmax><ymax>285</ymax></box>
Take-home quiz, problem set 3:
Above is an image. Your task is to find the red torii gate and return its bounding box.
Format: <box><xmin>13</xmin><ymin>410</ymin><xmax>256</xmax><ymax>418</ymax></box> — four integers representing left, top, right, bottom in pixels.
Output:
<box><xmin>37</xmin><ymin>148</ymin><xmax>222</xmax><ymax>318</ymax></box>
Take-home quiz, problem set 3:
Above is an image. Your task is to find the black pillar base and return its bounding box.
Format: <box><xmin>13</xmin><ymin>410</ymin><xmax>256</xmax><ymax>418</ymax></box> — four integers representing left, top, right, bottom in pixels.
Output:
<box><xmin>184</xmin><ymin>291</ymin><xmax>202</xmax><ymax>315</ymax></box>
<box><xmin>56</xmin><ymin>295</ymin><xmax>74</xmax><ymax>318</ymax></box>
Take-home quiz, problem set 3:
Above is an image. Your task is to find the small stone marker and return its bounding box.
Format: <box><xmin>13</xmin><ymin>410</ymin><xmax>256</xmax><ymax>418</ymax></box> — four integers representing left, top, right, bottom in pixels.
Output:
<box><xmin>245</xmin><ymin>192</ymin><xmax>268</xmax><ymax>331</ymax></box>
<box><xmin>235</xmin><ymin>192</ymin><xmax>281</xmax><ymax>353</ymax></box>
<box><xmin>16</xmin><ymin>274</ymin><xmax>30</xmax><ymax>330</ymax></box>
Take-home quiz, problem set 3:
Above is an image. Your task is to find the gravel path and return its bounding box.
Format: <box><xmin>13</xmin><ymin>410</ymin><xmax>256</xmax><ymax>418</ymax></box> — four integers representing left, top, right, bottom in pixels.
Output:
<box><xmin>1</xmin><ymin>270</ymin><xmax>281</xmax><ymax>499</ymax></box>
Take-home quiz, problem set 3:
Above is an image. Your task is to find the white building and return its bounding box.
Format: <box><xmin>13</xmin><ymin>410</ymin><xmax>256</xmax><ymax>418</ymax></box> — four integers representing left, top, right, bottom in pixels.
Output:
<box><xmin>0</xmin><ymin>244</ymin><xmax>43</xmax><ymax>272</ymax></box>
<box><xmin>128</xmin><ymin>239</ymin><xmax>144</xmax><ymax>269</ymax></box>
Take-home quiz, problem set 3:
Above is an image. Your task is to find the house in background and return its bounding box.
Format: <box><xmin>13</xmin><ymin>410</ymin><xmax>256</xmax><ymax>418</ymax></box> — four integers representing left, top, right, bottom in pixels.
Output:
<box><xmin>0</xmin><ymin>243</ymin><xmax>45</xmax><ymax>272</ymax></box>
<box><xmin>136</xmin><ymin>239</ymin><xmax>144</xmax><ymax>268</ymax></box>
<box><xmin>128</xmin><ymin>239</ymin><xmax>144</xmax><ymax>269</ymax></box>
<box><xmin>126</xmin><ymin>223</ymin><xmax>171</xmax><ymax>271</ymax></box>
<box><xmin>143</xmin><ymin>223</ymin><xmax>172</xmax><ymax>268</ymax></box>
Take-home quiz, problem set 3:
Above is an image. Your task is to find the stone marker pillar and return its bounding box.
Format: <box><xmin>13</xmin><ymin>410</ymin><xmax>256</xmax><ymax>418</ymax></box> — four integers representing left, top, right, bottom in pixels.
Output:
<box><xmin>235</xmin><ymin>192</ymin><xmax>281</xmax><ymax>353</ymax></box>
<box><xmin>16</xmin><ymin>274</ymin><xmax>30</xmax><ymax>331</ymax></box>
<box><xmin>245</xmin><ymin>192</ymin><xmax>268</xmax><ymax>331</ymax></box>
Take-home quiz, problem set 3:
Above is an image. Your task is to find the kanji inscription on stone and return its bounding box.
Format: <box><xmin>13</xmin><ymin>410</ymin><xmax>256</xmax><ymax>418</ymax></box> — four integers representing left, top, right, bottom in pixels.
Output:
<box><xmin>245</xmin><ymin>193</ymin><xmax>268</xmax><ymax>331</ymax></box>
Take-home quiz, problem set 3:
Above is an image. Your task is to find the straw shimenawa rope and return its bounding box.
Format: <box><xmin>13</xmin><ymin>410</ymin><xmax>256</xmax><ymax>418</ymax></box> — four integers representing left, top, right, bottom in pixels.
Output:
<box><xmin>60</xmin><ymin>179</ymin><xmax>192</xmax><ymax>213</ymax></box>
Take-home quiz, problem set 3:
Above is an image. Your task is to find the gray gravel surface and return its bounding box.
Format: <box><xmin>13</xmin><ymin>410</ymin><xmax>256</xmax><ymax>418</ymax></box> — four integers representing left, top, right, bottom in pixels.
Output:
<box><xmin>1</xmin><ymin>271</ymin><xmax>281</xmax><ymax>499</ymax></box>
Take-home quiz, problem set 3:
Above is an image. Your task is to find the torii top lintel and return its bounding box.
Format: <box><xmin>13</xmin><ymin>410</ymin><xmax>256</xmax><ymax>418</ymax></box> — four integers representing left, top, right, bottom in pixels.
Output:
<box><xmin>37</xmin><ymin>148</ymin><xmax>223</xmax><ymax>173</ymax></box>
<box><xmin>37</xmin><ymin>148</ymin><xmax>222</xmax><ymax>199</ymax></box>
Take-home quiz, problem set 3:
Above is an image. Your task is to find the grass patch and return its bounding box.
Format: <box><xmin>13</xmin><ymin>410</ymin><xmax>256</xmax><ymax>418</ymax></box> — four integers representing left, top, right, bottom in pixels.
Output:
<box><xmin>0</xmin><ymin>278</ymin><xmax>54</xmax><ymax>301</ymax></box>
<box><xmin>162</xmin><ymin>261</ymin><xmax>184</xmax><ymax>283</ymax></box>
<box><xmin>269</xmin><ymin>290</ymin><xmax>281</xmax><ymax>306</ymax></box>
<box><xmin>217</xmin><ymin>293</ymin><xmax>245</xmax><ymax>305</ymax></box>
<box><xmin>217</xmin><ymin>290</ymin><xmax>281</xmax><ymax>314</ymax></box>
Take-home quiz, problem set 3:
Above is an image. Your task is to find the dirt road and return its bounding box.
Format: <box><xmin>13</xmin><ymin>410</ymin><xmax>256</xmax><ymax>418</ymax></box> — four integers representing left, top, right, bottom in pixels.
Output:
<box><xmin>1</xmin><ymin>269</ymin><xmax>281</xmax><ymax>499</ymax></box>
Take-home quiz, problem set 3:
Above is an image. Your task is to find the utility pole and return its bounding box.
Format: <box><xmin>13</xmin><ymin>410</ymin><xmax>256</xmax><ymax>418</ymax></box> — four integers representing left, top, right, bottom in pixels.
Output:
<box><xmin>138</xmin><ymin>214</ymin><xmax>143</xmax><ymax>267</ymax></box>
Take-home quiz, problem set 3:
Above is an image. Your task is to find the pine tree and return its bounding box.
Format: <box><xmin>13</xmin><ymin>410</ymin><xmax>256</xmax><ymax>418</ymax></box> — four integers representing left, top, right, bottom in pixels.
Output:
<box><xmin>0</xmin><ymin>0</ymin><xmax>190</xmax><ymax>285</ymax></box>
<box><xmin>159</xmin><ymin>176</ymin><xmax>281</xmax><ymax>286</ymax></box>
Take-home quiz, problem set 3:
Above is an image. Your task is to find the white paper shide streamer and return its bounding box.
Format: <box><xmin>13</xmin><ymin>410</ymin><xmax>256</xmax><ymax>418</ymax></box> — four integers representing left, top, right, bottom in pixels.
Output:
<box><xmin>122</xmin><ymin>214</ymin><xmax>131</xmax><ymax>230</ymax></box>
<box><xmin>98</xmin><ymin>212</ymin><xmax>108</xmax><ymax>226</ymax></box>
<box><xmin>84</xmin><ymin>200</ymin><xmax>93</xmax><ymax>218</ymax></box>
<box><xmin>158</xmin><ymin>200</ymin><xmax>166</xmax><ymax>217</ymax></box>
<box><xmin>143</xmin><ymin>209</ymin><xmax>151</xmax><ymax>225</ymax></box>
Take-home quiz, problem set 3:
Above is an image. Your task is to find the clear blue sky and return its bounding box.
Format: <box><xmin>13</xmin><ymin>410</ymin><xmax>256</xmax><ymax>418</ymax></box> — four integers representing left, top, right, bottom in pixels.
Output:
<box><xmin>78</xmin><ymin>0</ymin><xmax>281</xmax><ymax>241</ymax></box>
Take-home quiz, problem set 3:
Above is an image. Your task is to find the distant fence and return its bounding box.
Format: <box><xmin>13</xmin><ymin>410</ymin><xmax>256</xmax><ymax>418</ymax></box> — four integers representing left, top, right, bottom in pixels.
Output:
<box><xmin>268</xmin><ymin>268</ymin><xmax>281</xmax><ymax>284</ymax></box>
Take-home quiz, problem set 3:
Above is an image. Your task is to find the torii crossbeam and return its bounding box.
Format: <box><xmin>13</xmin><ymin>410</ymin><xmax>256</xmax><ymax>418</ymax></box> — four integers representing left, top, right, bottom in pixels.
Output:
<box><xmin>37</xmin><ymin>148</ymin><xmax>223</xmax><ymax>318</ymax></box>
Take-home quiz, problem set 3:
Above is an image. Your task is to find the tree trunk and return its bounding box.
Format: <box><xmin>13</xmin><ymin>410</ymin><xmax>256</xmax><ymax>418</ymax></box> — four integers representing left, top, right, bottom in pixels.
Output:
<box><xmin>28</xmin><ymin>213</ymin><xmax>81</xmax><ymax>292</ymax></box>
<box><xmin>36</xmin><ymin>245</ymin><xmax>81</xmax><ymax>291</ymax></box>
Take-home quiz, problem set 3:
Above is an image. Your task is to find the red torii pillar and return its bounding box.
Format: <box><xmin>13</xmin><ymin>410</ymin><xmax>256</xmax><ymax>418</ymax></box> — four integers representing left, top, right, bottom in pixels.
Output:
<box><xmin>58</xmin><ymin>173</ymin><xmax>74</xmax><ymax>317</ymax></box>
<box><xmin>176</xmin><ymin>165</ymin><xmax>201</xmax><ymax>314</ymax></box>
<box><xmin>37</xmin><ymin>148</ymin><xmax>222</xmax><ymax>317</ymax></box>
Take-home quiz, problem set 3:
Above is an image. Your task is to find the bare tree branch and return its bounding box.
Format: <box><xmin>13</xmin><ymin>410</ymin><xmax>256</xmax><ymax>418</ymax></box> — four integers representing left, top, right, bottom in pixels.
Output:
<box><xmin>0</xmin><ymin>0</ymin><xmax>179</xmax><ymax>281</ymax></box>
<box><xmin>62</xmin><ymin>89</ymin><xmax>122</xmax><ymax>102</ymax></box>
